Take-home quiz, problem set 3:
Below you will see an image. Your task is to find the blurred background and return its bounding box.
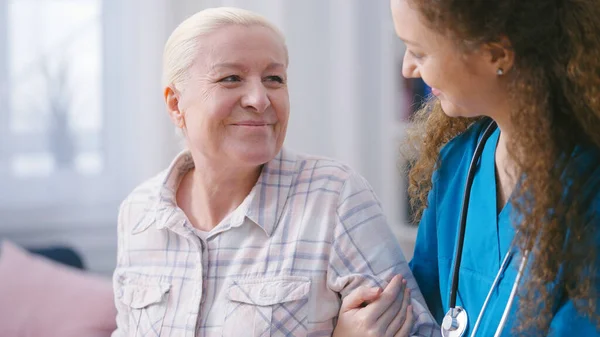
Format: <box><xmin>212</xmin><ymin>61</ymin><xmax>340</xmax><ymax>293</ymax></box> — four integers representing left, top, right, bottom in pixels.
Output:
<box><xmin>0</xmin><ymin>0</ymin><xmax>430</xmax><ymax>277</ymax></box>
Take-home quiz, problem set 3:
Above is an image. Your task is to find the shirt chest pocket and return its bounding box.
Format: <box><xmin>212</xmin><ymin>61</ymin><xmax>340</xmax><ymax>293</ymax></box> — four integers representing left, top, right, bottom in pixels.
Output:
<box><xmin>118</xmin><ymin>276</ymin><xmax>171</xmax><ymax>337</ymax></box>
<box><xmin>222</xmin><ymin>276</ymin><xmax>311</xmax><ymax>337</ymax></box>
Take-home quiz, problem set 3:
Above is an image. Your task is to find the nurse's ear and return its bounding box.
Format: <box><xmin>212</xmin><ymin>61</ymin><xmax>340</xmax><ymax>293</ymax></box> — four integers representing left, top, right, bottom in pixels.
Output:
<box><xmin>482</xmin><ymin>36</ymin><xmax>514</xmax><ymax>76</ymax></box>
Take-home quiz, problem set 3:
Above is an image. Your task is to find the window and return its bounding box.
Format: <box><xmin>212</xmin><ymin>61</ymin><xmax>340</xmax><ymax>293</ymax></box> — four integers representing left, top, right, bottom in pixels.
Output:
<box><xmin>0</xmin><ymin>0</ymin><xmax>127</xmax><ymax>228</ymax></box>
<box><xmin>8</xmin><ymin>0</ymin><xmax>103</xmax><ymax>178</ymax></box>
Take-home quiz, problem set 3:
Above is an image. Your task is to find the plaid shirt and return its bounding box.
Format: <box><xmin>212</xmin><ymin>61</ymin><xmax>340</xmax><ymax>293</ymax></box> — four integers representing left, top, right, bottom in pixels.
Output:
<box><xmin>111</xmin><ymin>148</ymin><xmax>439</xmax><ymax>337</ymax></box>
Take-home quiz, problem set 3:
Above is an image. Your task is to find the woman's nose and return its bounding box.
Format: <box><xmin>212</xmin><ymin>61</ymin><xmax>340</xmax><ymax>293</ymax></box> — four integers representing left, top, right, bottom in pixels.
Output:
<box><xmin>241</xmin><ymin>79</ymin><xmax>271</xmax><ymax>113</ymax></box>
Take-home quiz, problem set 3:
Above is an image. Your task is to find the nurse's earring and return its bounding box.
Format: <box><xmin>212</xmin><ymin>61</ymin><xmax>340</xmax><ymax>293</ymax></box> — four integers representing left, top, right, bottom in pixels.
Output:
<box><xmin>497</xmin><ymin>68</ymin><xmax>504</xmax><ymax>76</ymax></box>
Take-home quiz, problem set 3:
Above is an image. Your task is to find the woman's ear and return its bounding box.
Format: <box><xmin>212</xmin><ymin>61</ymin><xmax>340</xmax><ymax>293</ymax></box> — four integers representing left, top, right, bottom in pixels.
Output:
<box><xmin>483</xmin><ymin>35</ymin><xmax>514</xmax><ymax>76</ymax></box>
<box><xmin>164</xmin><ymin>85</ymin><xmax>185</xmax><ymax>128</ymax></box>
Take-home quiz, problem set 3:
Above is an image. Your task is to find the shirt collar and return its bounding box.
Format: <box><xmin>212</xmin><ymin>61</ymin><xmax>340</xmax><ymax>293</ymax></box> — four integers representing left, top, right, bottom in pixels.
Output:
<box><xmin>132</xmin><ymin>148</ymin><xmax>297</xmax><ymax>237</ymax></box>
<box><xmin>131</xmin><ymin>150</ymin><xmax>193</xmax><ymax>236</ymax></box>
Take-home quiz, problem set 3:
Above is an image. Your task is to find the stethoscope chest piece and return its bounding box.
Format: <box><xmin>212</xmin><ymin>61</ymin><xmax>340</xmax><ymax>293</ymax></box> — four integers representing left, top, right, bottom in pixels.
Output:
<box><xmin>441</xmin><ymin>306</ymin><xmax>468</xmax><ymax>337</ymax></box>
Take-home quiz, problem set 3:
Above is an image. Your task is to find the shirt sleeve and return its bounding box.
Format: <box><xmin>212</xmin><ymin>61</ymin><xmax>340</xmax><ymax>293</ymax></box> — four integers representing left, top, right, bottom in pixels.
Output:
<box><xmin>111</xmin><ymin>200</ymin><xmax>130</xmax><ymax>337</ymax></box>
<box><xmin>409</xmin><ymin>170</ymin><xmax>445</xmax><ymax>323</ymax></box>
<box><xmin>547</xmin><ymin>168</ymin><xmax>600</xmax><ymax>336</ymax></box>
<box><xmin>327</xmin><ymin>171</ymin><xmax>440</xmax><ymax>337</ymax></box>
<box><xmin>549</xmin><ymin>184</ymin><xmax>600</xmax><ymax>336</ymax></box>
<box><xmin>548</xmin><ymin>300</ymin><xmax>600</xmax><ymax>336</ymax></box>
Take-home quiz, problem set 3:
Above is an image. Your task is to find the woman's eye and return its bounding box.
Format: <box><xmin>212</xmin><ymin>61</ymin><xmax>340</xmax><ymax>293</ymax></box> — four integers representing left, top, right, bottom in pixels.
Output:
<box><xmin>265</xmin><ymin>75</ymin><xmax>284</xmax><ymax>84</ymax></box>
<box><xmin>220</xmin><ymin>75</ymin><xmax>242</xmax><ymax>82</ymax></box>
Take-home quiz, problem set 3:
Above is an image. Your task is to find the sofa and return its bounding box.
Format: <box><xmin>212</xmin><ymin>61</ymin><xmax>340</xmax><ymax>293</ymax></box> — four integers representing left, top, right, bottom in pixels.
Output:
<box><xmin>0</xmin><ymin>240</ymin><xmax>117</xmax><ymax>337</ymax></box>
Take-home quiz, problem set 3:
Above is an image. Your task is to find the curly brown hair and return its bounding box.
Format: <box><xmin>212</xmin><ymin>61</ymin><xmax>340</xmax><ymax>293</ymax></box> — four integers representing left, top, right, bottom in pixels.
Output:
<box><xmin>403</xmin><ymin>0</ymin><xmax>600</xmax><ymax>334</ymax></box>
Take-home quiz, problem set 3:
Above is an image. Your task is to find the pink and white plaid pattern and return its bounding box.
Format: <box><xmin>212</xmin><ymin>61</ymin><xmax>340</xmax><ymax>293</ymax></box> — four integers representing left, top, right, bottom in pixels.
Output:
<box><xmin>111</xmin><ymin>148</ymin><xmax>439</xmax><ymax>337</ymax></box>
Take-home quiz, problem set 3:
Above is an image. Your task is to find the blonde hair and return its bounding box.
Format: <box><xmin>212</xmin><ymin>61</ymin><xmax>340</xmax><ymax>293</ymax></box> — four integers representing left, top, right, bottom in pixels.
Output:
<box><xmin>162</xmin><ymin>7</ymin><xmax>287</xmax><ymax>89</ymax></box>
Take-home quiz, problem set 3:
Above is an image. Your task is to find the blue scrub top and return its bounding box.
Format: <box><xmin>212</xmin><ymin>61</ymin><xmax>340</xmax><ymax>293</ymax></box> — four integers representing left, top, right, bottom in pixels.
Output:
<box><xmin>409</xmin><ymin>120</ymin><xmax>600</xmax><ymax>336</ymax></box>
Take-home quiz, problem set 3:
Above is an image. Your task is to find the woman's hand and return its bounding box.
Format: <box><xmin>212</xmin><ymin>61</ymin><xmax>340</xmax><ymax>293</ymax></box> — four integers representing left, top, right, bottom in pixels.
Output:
<box><xmin>332</xmin><ymin>275</ymin><xmax>414</xmax><ymax>337</ymax></box>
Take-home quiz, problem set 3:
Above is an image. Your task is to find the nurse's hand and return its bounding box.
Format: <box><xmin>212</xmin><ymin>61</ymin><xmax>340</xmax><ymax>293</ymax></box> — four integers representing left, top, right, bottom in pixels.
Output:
<box><xmin>332</xmin><ymin>275</ymin><xmax>414</xmax><ymax>337</ymax></box>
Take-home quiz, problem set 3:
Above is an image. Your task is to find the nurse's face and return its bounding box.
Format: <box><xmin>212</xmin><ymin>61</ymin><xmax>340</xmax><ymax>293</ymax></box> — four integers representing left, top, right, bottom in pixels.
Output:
<box><xmin>391</xmin><ymin>0</ymin><xmax>510</xmax><ymax>119</ymax></box>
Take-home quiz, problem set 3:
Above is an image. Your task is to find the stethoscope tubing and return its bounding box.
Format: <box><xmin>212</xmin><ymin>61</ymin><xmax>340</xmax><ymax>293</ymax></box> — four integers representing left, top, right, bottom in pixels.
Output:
<box><xmin>449</xmin><ymin>118</ymin><xmax>498</xmax><ymax>308</ymax></box>
<box><xmin>443</xmin><ymin>118</ymin><xmax>531</xmax><ymax>337</ymax></box>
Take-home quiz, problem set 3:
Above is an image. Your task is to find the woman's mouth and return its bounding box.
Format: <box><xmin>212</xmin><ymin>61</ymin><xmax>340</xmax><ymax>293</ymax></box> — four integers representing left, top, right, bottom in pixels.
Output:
<box><xmin>232</xmin><ymin>121</ymin><xmax>271</xmax><ymax>127</ymax></box>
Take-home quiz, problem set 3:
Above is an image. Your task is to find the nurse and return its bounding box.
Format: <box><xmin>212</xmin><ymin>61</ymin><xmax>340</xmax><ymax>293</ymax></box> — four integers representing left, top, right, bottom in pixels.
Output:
<box><xmin>387</xmin><ymin>0</ymin><xmax>600</xmax><ymax>336</ymax></box>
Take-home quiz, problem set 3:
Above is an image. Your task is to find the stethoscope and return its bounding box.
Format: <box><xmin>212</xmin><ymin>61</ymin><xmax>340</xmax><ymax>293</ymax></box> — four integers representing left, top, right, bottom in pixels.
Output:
<box><xmin>441</xmin><ymin>119</ymin><xmax>530</xmax><ymax>337</ymax></box>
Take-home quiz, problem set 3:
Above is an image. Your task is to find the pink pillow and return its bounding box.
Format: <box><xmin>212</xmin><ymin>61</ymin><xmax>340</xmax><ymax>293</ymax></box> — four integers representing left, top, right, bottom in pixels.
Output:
<box><xmin>0</xmin><ymin>240</ymin><xmax>117</xmax><ymax>337</ymax></box>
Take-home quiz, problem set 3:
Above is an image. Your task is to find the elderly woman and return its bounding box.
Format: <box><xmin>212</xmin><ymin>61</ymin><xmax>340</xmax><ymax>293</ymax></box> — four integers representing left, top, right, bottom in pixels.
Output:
<box><xmin>112</xmin><ymin>7</ymin><xmax>436</xmax><ymax>337</ymax></box>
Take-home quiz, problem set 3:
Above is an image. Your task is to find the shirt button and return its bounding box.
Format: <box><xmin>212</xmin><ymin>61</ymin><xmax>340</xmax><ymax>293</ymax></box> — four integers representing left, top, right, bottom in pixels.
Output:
<box><xmin>259</xmin><ymin>286</ymin><xmax>274</xmax><ymax>299</ymax></box>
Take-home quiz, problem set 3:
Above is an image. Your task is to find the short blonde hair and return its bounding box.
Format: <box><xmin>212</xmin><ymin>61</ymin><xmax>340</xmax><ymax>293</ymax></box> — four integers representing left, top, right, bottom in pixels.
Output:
<box><xmin>162</xmin><ymin>7</ymin><xmax>287</xmax><ymax>89</ymax></box>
